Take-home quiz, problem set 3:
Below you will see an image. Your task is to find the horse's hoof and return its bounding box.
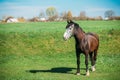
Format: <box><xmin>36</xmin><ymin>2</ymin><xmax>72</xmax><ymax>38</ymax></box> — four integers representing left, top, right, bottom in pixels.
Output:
<box><xmin>91</xmin><ymin>66</ymin><xmax>96</xmax><ymax>72</ymax></box>
<box><xmin>86</xmin><ymin>71</ymin><xmax>90</xmax><ymax>76</ymax></box>
<box><xmin>86</xmin><ymin>73</ymin><xmax>90</xmax><ymax>76</ymax></box>
<box><xmin>92</xmin><ymin>68</ymin><xmax>96</xmax><ymax>72</ymax></box>
<box><xmin>75</xmin><ymin>73</ymin><xmax>80</xmax><ymax>75</ymax></box>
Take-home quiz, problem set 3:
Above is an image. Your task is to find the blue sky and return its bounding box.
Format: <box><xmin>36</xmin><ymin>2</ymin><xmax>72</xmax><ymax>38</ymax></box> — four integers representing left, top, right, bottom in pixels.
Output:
<box><xmin>0</xmin><ymin>0</ymin><xmax>120</xmax><ymax>19</ymax></box>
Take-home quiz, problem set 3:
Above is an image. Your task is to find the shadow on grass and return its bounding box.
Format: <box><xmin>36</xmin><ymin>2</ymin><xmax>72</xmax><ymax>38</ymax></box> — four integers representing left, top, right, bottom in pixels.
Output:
<box><xmin>26</xmin><ymin>67</ymin><xmax>86</xmax><ymax>75</ymax></box>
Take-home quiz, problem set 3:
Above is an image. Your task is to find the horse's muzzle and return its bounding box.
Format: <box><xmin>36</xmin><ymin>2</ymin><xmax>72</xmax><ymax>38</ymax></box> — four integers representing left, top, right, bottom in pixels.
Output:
<box><xmin>63</xmin><ymin>37</ymin><xmax>67</xmax><ymax>41</ymax></box>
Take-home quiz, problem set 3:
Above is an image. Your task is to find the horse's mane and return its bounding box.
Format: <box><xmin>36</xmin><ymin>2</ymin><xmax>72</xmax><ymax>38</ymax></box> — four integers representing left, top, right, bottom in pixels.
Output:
<box><xmin>73</xmin><ymin>22</ymin><xmax>85</xmax><ymax>33</ymax></box>
<box><xmin>67</xmin><ymin>20</ymin><xmax>85</xmax><ymax>33</ymax></box>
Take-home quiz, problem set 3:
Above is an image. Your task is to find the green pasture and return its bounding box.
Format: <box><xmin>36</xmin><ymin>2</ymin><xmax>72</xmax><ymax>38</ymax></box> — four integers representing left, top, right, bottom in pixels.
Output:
<box><xmin>0</xmin><ymin>21</ymin><xmax>120</xmax><ymax>80</ymax></box>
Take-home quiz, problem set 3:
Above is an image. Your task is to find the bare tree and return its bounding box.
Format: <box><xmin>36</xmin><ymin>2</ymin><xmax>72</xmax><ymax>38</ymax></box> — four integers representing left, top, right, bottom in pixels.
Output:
<box><xmin>95</xmin><ymin>16</ymin><xmax>103</xmax><ymax>20</ymax></box>
<box><xmin>79</xmin><ymin>11</ymin><xmax>87</xmax><ymax>20</ymax></box>
<box><xmin>104</xmin><ymin>10</ymin><xmax>115</xmax><ymax>18</ymax></box>
<box><xmin>39</xmin><ymin>10</ymin><xmax>45</xmax><ymax>18</ymax></box>
<box><xmin>60</xmin><ymin>11</ymin><xmax>67</xmax><ymax>20</ymax></box>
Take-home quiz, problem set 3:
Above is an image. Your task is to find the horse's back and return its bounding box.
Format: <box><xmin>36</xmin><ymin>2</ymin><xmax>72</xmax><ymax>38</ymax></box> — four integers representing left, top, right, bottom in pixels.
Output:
<box><xmin>86</xmin><ymin>33</ymin><xmax>99</xmax><ymax>52</ymax></box>
<box><xmin>86</xmin><ymin>32</ymin><xmax>99</xmax><ymax>41</ymax></box>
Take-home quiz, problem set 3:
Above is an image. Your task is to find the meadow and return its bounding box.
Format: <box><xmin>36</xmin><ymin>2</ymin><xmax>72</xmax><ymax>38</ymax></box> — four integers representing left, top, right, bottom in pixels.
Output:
<box><xmin>0</xmin><ymin>21</ymin><xmax>120</xmax><ymax>80</ymax></box>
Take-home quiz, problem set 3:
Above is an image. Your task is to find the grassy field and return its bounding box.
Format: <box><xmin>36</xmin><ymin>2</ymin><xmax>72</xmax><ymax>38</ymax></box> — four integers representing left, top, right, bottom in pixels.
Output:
<box><xmin>0</xmin><ymin>21</ymin><xmax>120</xmax><ymax>80</ymax></box>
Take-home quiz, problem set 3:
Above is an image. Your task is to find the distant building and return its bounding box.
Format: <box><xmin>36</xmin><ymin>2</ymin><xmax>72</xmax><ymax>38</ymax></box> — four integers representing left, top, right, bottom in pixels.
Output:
<box><xmin>104</xmin><ymin>17</ymin><xmax>109</xmax><ymax>20</ymax></box>
<box><xmin>40</xmin><ymin>17</ymin><xmax>47</xmax><ymax>22</ymax></box>
<box><xmin>6</xmin><ymin>17</ymin><xmax>18</xmax><ymax>23</ymax></box>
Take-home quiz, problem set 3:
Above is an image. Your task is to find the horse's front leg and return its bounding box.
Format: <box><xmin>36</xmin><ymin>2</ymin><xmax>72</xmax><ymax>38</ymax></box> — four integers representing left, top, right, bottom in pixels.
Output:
<box><xmin>85</xmin><ymin>54</ymin><xmax>89</xmax><ymax>76</ymax></box>
<box><xmin>76</xmin><ymin>52</ymin><xmax>80</xmax><ymax>75</ymax></box>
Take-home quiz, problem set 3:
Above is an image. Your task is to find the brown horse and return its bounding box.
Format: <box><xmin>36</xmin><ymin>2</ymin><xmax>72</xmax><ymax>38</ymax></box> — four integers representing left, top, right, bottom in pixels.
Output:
<box><xmin>63</xmin><ymin>20</ymin><xmax>99</xmax><ymax>76</ymax></box>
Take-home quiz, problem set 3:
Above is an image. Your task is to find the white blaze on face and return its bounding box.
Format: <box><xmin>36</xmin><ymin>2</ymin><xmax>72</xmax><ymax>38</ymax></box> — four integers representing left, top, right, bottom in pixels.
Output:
<box><xmin>63</xmin><ymin>24</ymin><xmax>74</xmax><ymax>40</ymax></box>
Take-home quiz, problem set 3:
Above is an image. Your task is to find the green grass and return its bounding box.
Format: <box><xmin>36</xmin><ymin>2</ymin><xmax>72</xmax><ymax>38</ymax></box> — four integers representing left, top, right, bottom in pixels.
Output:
<box><xmin>0</xmin><ymin>21</ymin><xmax>120</xmax><ymax>80</ymax></box>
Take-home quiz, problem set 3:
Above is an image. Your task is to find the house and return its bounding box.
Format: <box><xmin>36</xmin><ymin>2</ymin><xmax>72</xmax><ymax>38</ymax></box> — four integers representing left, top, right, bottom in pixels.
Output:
<box><xmin>40</xmin><ymin>17</ymin><xmax>47</xmax><ymax>22</ymax></box>
<box><xmin>6</xmin><ymin>17</ymin><xmax>18</xmax><ymax>23</ymax></box>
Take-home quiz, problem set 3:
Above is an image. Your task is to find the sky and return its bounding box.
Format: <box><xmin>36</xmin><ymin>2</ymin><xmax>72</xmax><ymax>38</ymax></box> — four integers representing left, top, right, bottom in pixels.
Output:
<box><xmin>0</xmin><ymin>0</ymin><xmax>120</xmax><ymax>19</ymax></box>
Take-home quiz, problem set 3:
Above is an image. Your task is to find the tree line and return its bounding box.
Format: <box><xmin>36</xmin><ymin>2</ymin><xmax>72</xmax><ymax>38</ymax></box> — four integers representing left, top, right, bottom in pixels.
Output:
<box><xmin>1</xmin><ymin>6</ymin><xmax>120</xmax><ymax>23</ymax></box>
<box><xmin>41</xmin><ymin>7</ymin><xmax>120</xmax><ymax>21</ymax></box>
<box><xmin>46</xmin><ymin>7</ymin><xmax>120</xmax><ymax>20</ymax></box>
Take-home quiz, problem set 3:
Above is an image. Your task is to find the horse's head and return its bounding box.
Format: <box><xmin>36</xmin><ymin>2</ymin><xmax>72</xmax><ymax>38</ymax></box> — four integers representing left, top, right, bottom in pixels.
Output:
<box><xmin>63</xmin><ymin>20</ymin><xmax>75</xmax><ymax>40</ymax></box>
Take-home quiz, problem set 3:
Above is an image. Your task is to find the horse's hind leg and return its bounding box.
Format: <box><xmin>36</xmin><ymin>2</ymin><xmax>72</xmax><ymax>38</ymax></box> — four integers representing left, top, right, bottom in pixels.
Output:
<box><xmin>85</xmin><ymin>53</ymin><xmax>89</xmax><ymax>76</ymax></box>
<box><xmin>89</xmin><ymin>52</ymin><xmax>95</xmax><ymax>71</ymax></box>
<box><xmin>91</xmin><ymin>49</ymin><xmax>98</xmax><ymax>71</ymax></box>
<box><xmin>94</xmin><ymin>50</ymin><xmax>97</xmax><ymax>63</ymax></box>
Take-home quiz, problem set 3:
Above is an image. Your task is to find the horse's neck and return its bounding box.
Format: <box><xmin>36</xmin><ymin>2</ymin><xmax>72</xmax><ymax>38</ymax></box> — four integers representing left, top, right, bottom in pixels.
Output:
<box><xmin>74</xmin><ymin>28</ymin><xmax>85</xmax><ymax>44</ymax></box>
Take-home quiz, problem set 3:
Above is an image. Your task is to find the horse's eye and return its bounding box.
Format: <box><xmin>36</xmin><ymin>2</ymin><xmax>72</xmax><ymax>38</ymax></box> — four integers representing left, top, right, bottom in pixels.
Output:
<box><xmin>69</xmin><ymin>27</ymin><xmax>72</xmax><ymax>30</ymax></box>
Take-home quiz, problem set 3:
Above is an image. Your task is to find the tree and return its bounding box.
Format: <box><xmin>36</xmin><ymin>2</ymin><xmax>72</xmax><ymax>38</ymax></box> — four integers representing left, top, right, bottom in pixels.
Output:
<box><xmin>60</xmin><ymin>11</ymin><xmax>67</xmax><ymax>20</ymax></box>
<box><xmin>79</xmin><ymin>11</ymin><xmax>87</xmax><ymax>20</ymax></box>
<box><xmin>67</xmin><ymin>11</ymin><xmax>72</xmax><ymax>20</ymax></box>
<box><xmin>29</xmin><ymin>17</ymin><xmax>40</xmax><ymax>22</ymax></box>
<box><xmin>39</xmin><ymin>10</ymin><xmax>45</xmax><ymax>18</ymax></box>
<box><xmin>95</xmin><ymin>16</ymin><xmax>103</xmax><ymax>20</ymax></box>
<box><xmin>18</xmin><ymin>17</ymin><xmax>26</xmax><ymax>22</ymax></box>
<box><xmin>46</xmin><ymin>7</ymin><xmax>58</xmax><ymax>19</ymax></box>
<box><xmin>104</xmin><ymin>10</ymin><xmax>115</xmax><ymax>18</ymax></box>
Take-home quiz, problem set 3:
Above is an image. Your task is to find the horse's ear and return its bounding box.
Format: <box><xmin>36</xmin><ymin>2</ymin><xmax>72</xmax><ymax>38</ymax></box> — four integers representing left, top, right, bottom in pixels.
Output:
<box><xmin>67</xmin><ymin>20</ymin><xmax>70</xmax><ymax>24</ymax></box>
<box><xmin>70</xmin><ymin>20</ymin><xmax>74</xmax><ymax>23</ymax></box>
<box><xmin>67</xmin><ymin>20</ymin><xmax>74</xmax><ymax>24</ymax></box>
